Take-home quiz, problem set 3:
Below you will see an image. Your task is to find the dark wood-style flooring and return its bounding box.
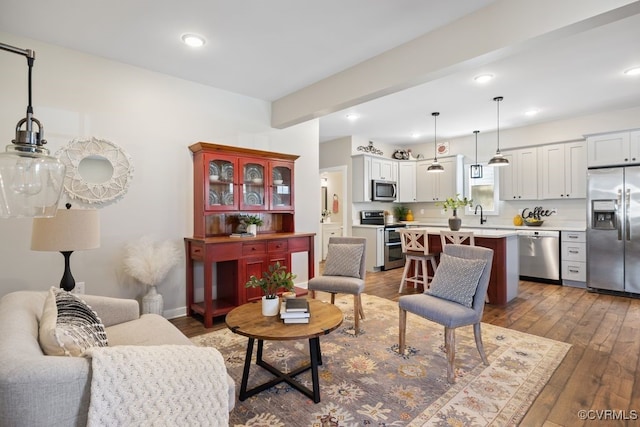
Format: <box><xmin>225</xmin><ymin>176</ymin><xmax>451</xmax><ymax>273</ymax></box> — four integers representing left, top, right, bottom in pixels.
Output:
<box><xmin>171</xmin><ymin>266</ymin><xmax>640</xmax><ymax>426</ymax></box>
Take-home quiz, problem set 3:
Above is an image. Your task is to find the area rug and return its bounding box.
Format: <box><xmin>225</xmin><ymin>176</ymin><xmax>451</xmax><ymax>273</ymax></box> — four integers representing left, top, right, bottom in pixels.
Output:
<box><xmin>191</xmin><ymin>294</ymin><xmax>570</xmax><ymax>426</ymax></box>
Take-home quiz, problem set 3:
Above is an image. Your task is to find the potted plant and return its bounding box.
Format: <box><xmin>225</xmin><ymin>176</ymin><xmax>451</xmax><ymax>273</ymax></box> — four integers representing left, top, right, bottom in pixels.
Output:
<box><xmin>394</xmin><ymin>205</ymin><xmax>409</xmax><ymax>221</ymax></box>
<box><xmin>436</xmin><ymin>194</ymin><xmax>473</xmax><ymax>231</ymax></box>
<box><xmin>245</xmin><ymin>262</ymin><xmax>297</xmax><ymax>316</ymax></box>
<box><xmin>241</xmin><ymin>214</ymin><xmax>263</xmax><ymax>236</ymax></box>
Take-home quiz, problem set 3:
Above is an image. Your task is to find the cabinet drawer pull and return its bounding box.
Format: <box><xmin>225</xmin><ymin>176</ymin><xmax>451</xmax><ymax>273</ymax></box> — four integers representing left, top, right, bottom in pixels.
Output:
<box><xmin>569</xmin><ymin>268</ymin><xmax>579</xmax><ymax>273</ymax></box>
<box><xmin>569</xmin><ymin>250</ymin><xmax>579</xmax><ymax>254</ymax></box>
<box><xmin>192</xmin><ymin>247</ymin><xmax>202</xmax><ymax>255</ymax></box>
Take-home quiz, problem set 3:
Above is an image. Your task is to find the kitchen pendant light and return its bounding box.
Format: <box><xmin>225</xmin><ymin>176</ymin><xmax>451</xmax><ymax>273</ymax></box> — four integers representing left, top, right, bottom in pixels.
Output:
<box><xmin>0</xmin><ymin>42</ymin><xmax>65</xmax><ymax>218</ymax></box>
<box><xmin>427</xmin><ymin>112</ymin><xmax>444</xmax><ymax>173</ymax></box>
<box><xmin>470</xmin><ymin>130</ymin><xmax>483</xmax><ymax>179</ymax></box>
<box><xmin>488</xmin><ymin>96</ymin><xmax>509</xmax><ymax>167</ymax></box>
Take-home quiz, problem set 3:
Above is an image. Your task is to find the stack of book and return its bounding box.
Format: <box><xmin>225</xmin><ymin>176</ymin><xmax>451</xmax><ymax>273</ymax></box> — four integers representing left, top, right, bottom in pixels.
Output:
<box><xmin>280</xmin><ymin>298</ymin><xmax>310</xmax><ymax>324</ymax></box>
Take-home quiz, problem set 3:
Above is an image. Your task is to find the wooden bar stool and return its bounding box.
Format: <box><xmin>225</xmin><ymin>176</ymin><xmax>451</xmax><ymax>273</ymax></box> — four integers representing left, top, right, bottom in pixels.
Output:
<box><xmin>398</xmin><ymin>228</ymin><xmax>438</xmax><ymax>293</ymax></box>
<box><xmin>440</xmin><ymin>230</ymin><xmax>475</xmax><ymax>246</ymax></box>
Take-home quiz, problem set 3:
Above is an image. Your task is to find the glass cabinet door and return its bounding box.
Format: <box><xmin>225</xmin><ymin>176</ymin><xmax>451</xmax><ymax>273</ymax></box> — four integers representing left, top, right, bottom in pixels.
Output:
<box><xmin>240</xmin><ymin>158</ymin><xmax>267</xmax><ymax>210</ymax></box>
<box><xmin>205</xmin><ymin>153</ymin><xmax>237</xmax><ymax>211</ymax></box>
<box><xmin>270</xmin><ymin>161</ymin><xmax>293</xmax><ymax>210</ymax></box>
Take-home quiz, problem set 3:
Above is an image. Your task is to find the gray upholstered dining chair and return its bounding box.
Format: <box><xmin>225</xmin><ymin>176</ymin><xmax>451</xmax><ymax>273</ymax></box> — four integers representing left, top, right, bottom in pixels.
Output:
<box><xmin>398</xmin><ymin>244</ymin><xmax>494</xmax><ymax>383</ymax></box>
<box><xmin>308</xmin><ymin>237</ymin><xmax>367</xmax><ymax>335</ymax></box>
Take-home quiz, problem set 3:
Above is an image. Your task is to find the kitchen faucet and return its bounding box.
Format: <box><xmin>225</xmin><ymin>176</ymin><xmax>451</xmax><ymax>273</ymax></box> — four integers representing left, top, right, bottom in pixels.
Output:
<box><xmin>474</xmin><ymin>204</ymin><xmax>487</xmax><ymax>225</ymax></box>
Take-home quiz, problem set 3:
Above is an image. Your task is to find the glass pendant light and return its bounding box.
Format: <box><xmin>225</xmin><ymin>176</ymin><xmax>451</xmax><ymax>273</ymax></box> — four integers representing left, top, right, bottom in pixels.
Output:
<box><xmin>488</xmin><ymin>96</ymin><xmax>509</xmax><ymax>167</ymax></box>
<box><xmin>427</xmin><ymin>112</ymin><xmax>444</xmax><ymax>173</ymax></box>
<box><xmin>0</xmin><ymin>42</ymin><xmax>65</xmax><ymax>218</ymax></box>
<box><xmin>470</xmin><ymin>130</ymin><xmax>483</xmax><ymax>179</ymax></box>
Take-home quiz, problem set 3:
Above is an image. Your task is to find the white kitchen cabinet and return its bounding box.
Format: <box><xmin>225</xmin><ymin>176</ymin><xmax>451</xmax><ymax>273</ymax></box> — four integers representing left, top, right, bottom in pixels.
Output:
<box><xmin>561</xmin><ymin>231</ymin><xmax>586</xmax><ymax>287</ymax></box>
<box><xmin>415</xmin><ymin>155</ymin><xmax>463</xmax><ymax>202</ymax></box>
<box><xmin>371</xmin><ymin>157</ymin><xmax>397</xmax><ymax>182</ymax></box>
<box><xmin>397</xmin><ymin>161</ymin><xmax>416</xmax><ymax>202</ymax></box>
<box><xmin>499</xmin><ymin>148</ymin><xmax>538</xmax><ymax>200</ymax></box>
<box><xmin>352</xmin><ymin>154</ymin><xmax>399</xmax><ymax>202</ymax></box>
<box><xmin>352</xmin><ymin>226</ymin><xmax>384</xmax><ymax>271</ymax></box>
<box><xmin>541</xmin><ymin>141</ymin><xmax>586</xmax><ymax>199</ymax></box>
<box><xmin>321</xmin><ymin>224</ymin><xmax>343</xmax><ymax>261</ymax></box>
<box><xmin>587</xmin><ymin>130</ymin><xmax>640</xmax><ymax>167</ymax></box>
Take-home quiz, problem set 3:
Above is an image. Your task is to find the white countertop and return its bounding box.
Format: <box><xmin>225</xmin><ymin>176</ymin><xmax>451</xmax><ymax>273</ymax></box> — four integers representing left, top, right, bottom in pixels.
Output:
<box><xmin>351</xmin><ymin>221</ymin><xmax>586</xmax><ymax>235</ymax></box>
<box><xmin>401</xmin><ymin>221</ymin><xmax>586</xmax><ymax>232</ymax></box>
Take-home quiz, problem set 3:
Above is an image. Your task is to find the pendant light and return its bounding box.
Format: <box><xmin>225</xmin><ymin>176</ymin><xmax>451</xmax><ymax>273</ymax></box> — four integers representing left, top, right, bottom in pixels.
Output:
<box><xmin>470</xmin><ymin>130</ymin><xmax>483</xmax><ymax>179</ymax></box>
<box><xmin>488</xmin><ymin>96</ymin><xmax>509</xmax><ymax>167</ymax></box>
<box><xmin>0</xmin><ymin>42</ymin><xmax>65</xmax><ymax>218</ymax></box>
<box><xmin>427</xmin><ymin>112</ymin><xmax>444</xmax><ymax>173</ymax></box>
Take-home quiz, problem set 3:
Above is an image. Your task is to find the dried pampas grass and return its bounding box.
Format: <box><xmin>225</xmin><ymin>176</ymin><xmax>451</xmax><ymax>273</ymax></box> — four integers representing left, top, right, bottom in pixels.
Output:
<box><xmin>123</xmin><ymin>236</ymin><xmax>181</xmax><ymax>287</ymax></box>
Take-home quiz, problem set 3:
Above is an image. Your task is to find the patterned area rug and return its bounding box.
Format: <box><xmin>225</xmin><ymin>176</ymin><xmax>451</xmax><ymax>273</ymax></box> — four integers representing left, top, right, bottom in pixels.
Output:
<box><xmin>192</xmin><ymin>294</ymin><xmax>570</xmax><ymax>426</ymax></box>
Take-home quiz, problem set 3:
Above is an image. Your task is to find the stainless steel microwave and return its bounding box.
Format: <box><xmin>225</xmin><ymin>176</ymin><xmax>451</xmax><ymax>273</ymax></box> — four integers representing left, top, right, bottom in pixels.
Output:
<box><xmin>371</xmin><ymin>180</ymin><xmax>397</xmax><ymax>201</ymax></box>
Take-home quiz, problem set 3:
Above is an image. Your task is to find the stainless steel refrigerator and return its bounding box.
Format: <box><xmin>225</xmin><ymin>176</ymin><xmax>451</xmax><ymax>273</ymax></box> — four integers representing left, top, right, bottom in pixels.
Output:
<box><xmin>587</xmin><ymin>166</ymin><xmax>640</xmax><ymax>293</ymax></box>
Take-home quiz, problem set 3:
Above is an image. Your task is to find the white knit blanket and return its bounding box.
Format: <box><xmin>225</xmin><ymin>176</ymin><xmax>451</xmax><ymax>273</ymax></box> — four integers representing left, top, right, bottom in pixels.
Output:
<box><xmin>85</xmin><ymin>345</ymin><xmax>229</xmax><ymax>426</ymax></box>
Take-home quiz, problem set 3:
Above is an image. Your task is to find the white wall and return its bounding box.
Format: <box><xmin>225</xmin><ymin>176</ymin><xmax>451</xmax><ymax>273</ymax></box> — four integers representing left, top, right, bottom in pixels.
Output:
<box><xmin>0</xmin><ymin>33</ymin><xmax>319</xmax><ymax>316</ymax></box>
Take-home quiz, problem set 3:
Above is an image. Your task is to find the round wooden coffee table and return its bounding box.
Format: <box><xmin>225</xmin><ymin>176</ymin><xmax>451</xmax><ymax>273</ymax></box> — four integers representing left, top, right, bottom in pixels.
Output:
<box><xmin>225</xmin><ymin>298</ymin><xmax>343</xmax><ymax>403</ymax></box>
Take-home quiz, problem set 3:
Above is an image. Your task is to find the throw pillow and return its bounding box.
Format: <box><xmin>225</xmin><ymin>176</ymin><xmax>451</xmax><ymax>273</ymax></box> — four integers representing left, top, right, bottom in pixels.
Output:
<box><xmin>39</xmin><ymin>287</ymin><xmax>108</xmax><ymax>356</ymax></box>
<box><xmin>428</xmin><ymin>253</ymin><xmax>487</xmax><ymax>307</ymax></box>
<box><xmin>324</xmin><ymin>243</ymin><xmax>364</xmax><ymax>278</ymax></box>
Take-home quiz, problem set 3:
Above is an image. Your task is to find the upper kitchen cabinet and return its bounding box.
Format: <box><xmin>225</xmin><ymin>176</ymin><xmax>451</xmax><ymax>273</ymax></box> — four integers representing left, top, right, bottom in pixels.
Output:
<box><xmin>397</xmin><ymin>161</ymin><xmax>416</xmax><ymax>203</ymax></box>
<box><xmin>587</xmin><ymin>130</ymin><xmax>640</xmax><ymax>167</ymax></box>
<box><xmin>415</xmin><ymin>155</ymin><xmax>463</xmax><ymax>202</ymax></box>
<box><xmin>352</xmin><ymin>154</ymin><xmax>399</xmax><ymax>202</ymax></box>
<box><xmin>370</xmin><ymin>157</ymin><xmax>398</xmax><ymax>182</ymax></box>
<box><xmin>499</xmin><ymin>148</ymin><xmax>538</xmax><ymax>200</ymax></box>
<box><xmin>541</xmin><ymin>141</ymin><xmax>586</xmax><ymax>199</ymax></box>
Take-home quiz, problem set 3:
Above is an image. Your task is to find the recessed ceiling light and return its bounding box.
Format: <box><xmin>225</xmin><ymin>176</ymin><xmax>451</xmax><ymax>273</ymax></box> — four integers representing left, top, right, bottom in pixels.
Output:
<box><xmin>411</xmin><ymin>133</ymin><xmax>420</xmax><ymax>139</ymax></box>
<box><xmin>181</xmin><ymin>33</ymin><xmax>206</xmax><ymax>47</ymax></box>
<box><xmin>346</xmin><ymin>113</ymin><xmax>359</xmax><ymax>121</ymax></box>
<box><xmin>624</xmin><ymin>67</ymin><xmax>640</xmax><ymax>76</ymax></box>
<box><xmin>474</xmin><ymin>74</ymin><xmax>494</xmax><ymax>83</ymax></box>
<box><xmin>525</xmin><ymin>109</ymin><xmax>540</xmax><ymax>117</ymax></box>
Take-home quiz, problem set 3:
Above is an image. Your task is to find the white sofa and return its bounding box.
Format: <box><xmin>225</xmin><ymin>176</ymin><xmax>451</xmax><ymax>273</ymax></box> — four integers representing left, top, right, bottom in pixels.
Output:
<box><xmin>0</xmin><ymin>291</ymin><xmax>235</xmax><ymax>427</ymax></box>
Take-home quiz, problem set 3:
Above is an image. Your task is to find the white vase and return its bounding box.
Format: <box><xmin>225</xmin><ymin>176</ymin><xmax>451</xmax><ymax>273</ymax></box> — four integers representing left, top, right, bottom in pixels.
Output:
<box><xmin>262</xmin><ymin>296</ymin><xmax>280</xmax><ymax>316</ymax></box>
<box><xmin>142</xmin><ymin>285</ymin><xmax>164</xmax><ymax>315</ymax></box>
<box><xmin>247</xmin><ymin>224</ymin><xmax>257</xmax><ymax>236</ymax></box>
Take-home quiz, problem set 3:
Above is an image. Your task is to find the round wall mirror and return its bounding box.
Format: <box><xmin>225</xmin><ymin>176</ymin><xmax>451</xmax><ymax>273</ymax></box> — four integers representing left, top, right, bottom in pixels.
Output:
<box><xmin>56</xmin><ymin>137</ymin><xmax>134</xmax><ymax>205</ymax></box>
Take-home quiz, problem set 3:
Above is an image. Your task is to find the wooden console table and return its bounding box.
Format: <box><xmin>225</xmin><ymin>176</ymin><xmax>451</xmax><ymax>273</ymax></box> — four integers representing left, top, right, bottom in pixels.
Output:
<box><xmin>184</xmin><ymin>232</ymin><xmax>315</xmax><ymax>327</ymax></box>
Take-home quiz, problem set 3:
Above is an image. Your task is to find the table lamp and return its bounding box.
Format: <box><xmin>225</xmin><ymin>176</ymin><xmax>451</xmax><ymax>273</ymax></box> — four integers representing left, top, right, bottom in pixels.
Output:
<box><xmin>31</xmin><ymin>204</ymin><xmax>100</xmax><ymax>291</ymax></box>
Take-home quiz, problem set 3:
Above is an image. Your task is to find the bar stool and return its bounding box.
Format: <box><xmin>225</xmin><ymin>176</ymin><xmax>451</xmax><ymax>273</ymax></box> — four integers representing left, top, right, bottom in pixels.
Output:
<box><xmin>398</xmin><ymin>228</ymin><xmax>438</xmax><ymax>293</ymax></box>
<box><xmin>440</xmin><ymin>230</ymin><xmax>475</xmax><ymax>246</ymax></box>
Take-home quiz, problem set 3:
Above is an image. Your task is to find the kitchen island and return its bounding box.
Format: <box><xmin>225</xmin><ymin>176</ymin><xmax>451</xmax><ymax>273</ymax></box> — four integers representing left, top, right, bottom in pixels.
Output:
<box><xmin>404</xmin><ymin>226</ymin><xmax>519</xmax><ymax>305</ymax></box>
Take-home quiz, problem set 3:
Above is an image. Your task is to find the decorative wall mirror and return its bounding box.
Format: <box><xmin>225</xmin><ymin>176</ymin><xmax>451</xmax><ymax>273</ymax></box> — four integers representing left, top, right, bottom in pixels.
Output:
<box><xmin>56</xmin><ymin>137</ymin><xmax>134</xmax><ymax>205</ymax></box>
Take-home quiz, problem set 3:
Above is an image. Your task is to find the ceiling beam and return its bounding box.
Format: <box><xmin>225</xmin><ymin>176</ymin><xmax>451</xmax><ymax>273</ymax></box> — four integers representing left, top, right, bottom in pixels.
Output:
<box><xmin>271</xmin><ymin>0</ymin><xmax>640</xmax><ymax>129</ymax></box>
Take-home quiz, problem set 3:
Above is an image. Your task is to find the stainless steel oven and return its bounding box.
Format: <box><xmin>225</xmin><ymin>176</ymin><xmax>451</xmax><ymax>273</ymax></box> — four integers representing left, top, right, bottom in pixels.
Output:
<box><xmin>360</xmin><ymin>210</ymin><xmax>406</xmax><ymax>270</ymax></box>
<box><xmin>384</xmin><ymin>226</ymin><xmax>406</xmax><ymax>270</ymax></box>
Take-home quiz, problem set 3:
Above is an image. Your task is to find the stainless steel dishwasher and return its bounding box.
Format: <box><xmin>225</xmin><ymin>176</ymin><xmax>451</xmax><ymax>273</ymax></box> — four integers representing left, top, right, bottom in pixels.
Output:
<box><xmin>517</xmin><ymin>230</ymin><xmax>561</xmax><ymax>283</ymax></box>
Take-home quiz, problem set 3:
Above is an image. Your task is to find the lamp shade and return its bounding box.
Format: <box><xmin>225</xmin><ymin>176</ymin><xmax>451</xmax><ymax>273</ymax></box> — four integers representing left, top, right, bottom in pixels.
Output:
<box><xmin>31</xmin><ymin>208</ymin><xmax>100</xmax><ymax>252</ymax></box>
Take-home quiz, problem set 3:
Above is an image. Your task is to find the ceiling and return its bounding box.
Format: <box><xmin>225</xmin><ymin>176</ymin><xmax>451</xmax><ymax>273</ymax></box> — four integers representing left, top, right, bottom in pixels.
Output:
<box><xmin>1</xmin><ymin>0</ymin><xmax>639</xmax><ymax>145</ymax></box>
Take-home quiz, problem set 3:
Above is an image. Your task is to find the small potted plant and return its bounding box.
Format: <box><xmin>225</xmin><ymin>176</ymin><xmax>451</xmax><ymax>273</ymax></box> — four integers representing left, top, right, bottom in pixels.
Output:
<box><xmin>246</xmin><ymin>262</ymin><xmax>297</xmax><ymax>316</ymax></box>
<box><xmin>436</xmin><ymin>194</ymin><xmax>473</xmax><ymax>231</ymax></box>
<box><xmin>241</xmin><ymin>214</ymin><xmax>263</xmax><ymax>236</ymax></box>
<box><xmin>394</xmin><ymin>205</ymin><xmax>409</xmax><ymax>221</ymax></box>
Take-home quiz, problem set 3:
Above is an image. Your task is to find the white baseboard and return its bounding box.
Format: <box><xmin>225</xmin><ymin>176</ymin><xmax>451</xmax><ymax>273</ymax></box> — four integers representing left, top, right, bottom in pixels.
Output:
<box><xmin>164</xmin><ymin>280</ymin><xmax>309</xmax><ymax>320</ymax></box>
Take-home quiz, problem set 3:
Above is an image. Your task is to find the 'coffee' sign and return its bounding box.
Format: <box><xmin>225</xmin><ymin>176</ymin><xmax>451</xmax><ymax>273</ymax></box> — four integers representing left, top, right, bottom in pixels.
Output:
<box><xmin>522</xmin><ymin>206</ymin><xmax>553</xmax><ymax>220</ymax></box>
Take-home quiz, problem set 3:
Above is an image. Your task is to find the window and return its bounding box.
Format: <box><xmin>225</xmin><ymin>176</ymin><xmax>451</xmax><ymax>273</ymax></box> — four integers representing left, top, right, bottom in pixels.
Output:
<box><xmin>465</xmin><ymin>163</ymin><xmax>500</xmax><ymax>215</ymax></box>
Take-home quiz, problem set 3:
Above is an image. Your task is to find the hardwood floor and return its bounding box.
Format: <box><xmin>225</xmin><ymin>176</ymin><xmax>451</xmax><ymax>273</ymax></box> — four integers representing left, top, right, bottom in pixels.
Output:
<box><xmin>171</xmin><ymin>267</ymin><xmax>640</xmax><ymax>426</ymax></box>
